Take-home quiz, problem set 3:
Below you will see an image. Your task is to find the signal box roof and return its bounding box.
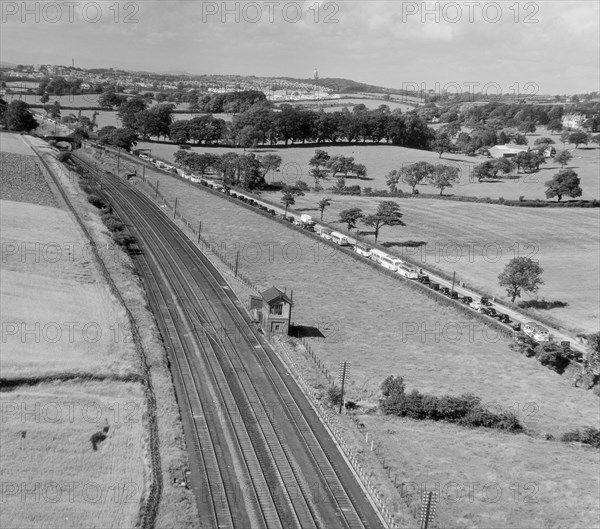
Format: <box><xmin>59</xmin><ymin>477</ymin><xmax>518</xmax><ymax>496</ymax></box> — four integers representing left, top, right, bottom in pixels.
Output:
<box><xmin>260</xmin><ymin>287</ymin><xmax>293</xmax><ymax>306</ymax></box>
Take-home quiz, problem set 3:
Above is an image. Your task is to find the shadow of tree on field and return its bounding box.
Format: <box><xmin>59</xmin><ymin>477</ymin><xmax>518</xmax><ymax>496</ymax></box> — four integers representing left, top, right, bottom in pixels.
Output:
<box><xmin>382</xmin><ymin>241</ymin><xmax>427</xmax><ymax>248</ymax></box>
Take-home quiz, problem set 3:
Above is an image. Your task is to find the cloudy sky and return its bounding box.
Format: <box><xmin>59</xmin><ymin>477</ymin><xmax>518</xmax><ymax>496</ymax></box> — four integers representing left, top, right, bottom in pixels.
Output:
<box><xmin>2</xmin><ymin>0</ymin><xmax>598</xmax><ymax>94</ymax></box>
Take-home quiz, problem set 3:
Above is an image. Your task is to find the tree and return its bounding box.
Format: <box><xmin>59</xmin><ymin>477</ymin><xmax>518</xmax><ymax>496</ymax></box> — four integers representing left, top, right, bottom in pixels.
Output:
<box><xmin>99</xmin><ymin>89</ymin><xmax>123</xmax><ymax>109</ymax></box>
<box><xmin>498</xmin><ymin>257</ymin><xmax>544</xmax><ymax>303</ymax></box>
<box><xmin>547</xmin><ymin>119</ymin><xmax>563</xmax><ymax>134</ymax></box>
<box><xmin>169</xmin><ymin>120</ymin><xmax>191</xmax><ymax>144</ymax></box>
<box><xmin>431</xmin><ymin>131</ymin><xmax>453</xmax><ymax>158</ymax></box>
<box><xmin>569</xmin><ymin>131</ymin><xmax>590</xmax><ymax>148</ymax></box>
<box><xmin>554</xmin><ymin>150</ymin><xmax>573</xmax><ymax>168</ymax></box>
<box><xmin>518</xmin><ymin>121</ymin><xmax>536</xmax><ymax>135</ymax></box>
<box><xmin>309</xmin><ymin>167</ymin><xmax>328</xmax><ymax>189</ymax></box>
<box><xmin>318</xmin><ymin>197</ymin><xmax>332</xmax><ymax>221</ymax></box>
<box><xmin>49</xmin><ymin>101</ymin><xmax>61</xmax><ymax>120</ymax></box>
<box><xmin>98</xmin><ymin>127</ymin><xmax>138</xmax><ymax>151</ymax></box>
<box><xmin>428</xmin><ymin>164</ymin><xmax>460</xmax><ymax>195</ymax></box>
<box><xmin>40</xmin><ymin>92</ymin><xmax>50</xmax><ymax>104</ymax></box>
<box><xmin>2</xmin><ymin>100</ymin><xmax>38</xmax><ymax>132</ymax></box>
<box><xmin>363</xmin><ymin>201</ymin><xmax>405</xmax><ymax>242</ymax></box>
<box><xmin>339</xmin><ymin>208</ymin><xmax>363</xmax><ymax>231</ymax></box>
<box><xmin>281</xmin><ymin>193</ymin><xmax>296</xmax><ymax>217</ymax></box>
<box><xmin>385</xmin><ymin>170</ymin><xmax>401</xmax><ymax>193</ymax></box>
<box><xmin>258</xmin><ymin>154</ymin><xmax>282</xmax><ymax>180</ymax></box>
<box><xmin>494</xmin><ymin>157</ymin><xmax>516</xmax><ymax>178</ymax></box>
<box><xmin>545</xmin><ymin>169</ymin><xmax>582</xmax><ymax>202</ymax></box>
<box><xmin>473</xmin><ymin>160</ymin><xmax>498</xmax><ymax>182</ymax></box>
<box><xmin>534</xmin><ymin>137</ymin><xmax>555</xmax><ymax>146</ymax></box>
<box><xmin>399</xmin><ymin>161</ymin><xmax>434</xmax><ymax>194</ymax></box>
<box><xmin>560</xmin><ymin>130</ymin><xmax>571</xmax><ymax>145</ymax></box>
<box><xmin>309</xmin><ymin>149</ymin><xmax>331</xmax><ymax>174</ymax></box>
<box><xmin>354</xmin><ymin>163</ymin><xmax>367</xmax><ymax>179</ymax></box>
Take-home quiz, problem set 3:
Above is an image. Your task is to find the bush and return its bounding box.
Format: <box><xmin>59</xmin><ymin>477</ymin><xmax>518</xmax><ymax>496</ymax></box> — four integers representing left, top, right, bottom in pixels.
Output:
<box><xmin>57</xmin><ymin>151</ymin><xmax>71</xmax><ymax>163</ymax></box>
<box><xmin>561</xmin><ymin>427</ymin><xmax>600</xmax><ymax>448</ymax></box>
<box><xmin>87</xmin><ymin>194</ymin><xmax>106</xmax><ymax>209</ymax></box>
<box><xmin>381</xmin><ymin>375</ymin><xmax>405</xmax><ymax>398</ymax></box>
<box><xmin>295</xmin><ymin>180</ymin><xmax>310</xmax><ymax>192</ymax></box>
<box><xmin>535</xmin><ymin>344</ymin><xmax>571</xmax><ymax>374</ymax></box>
<box><xmin>327</xmin><ymin>386</ymin><xmax>343</xmax><ymax>407</ymax></box>
<box><xmin>101</xmin><ymin>212</ymin><xmax>124</xmax><ymax>232</ymax></box>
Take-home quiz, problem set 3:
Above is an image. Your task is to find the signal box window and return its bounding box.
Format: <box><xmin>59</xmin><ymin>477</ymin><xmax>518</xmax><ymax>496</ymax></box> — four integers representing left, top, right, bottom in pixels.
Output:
<box><xmin>270</xmin><ymin>303</ymin><xmax>283</xmax><ymax>316</ymax></box>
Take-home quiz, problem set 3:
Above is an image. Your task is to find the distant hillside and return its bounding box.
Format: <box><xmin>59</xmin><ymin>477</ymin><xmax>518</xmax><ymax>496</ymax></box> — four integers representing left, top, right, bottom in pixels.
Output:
<box><xmin>279</xmin><ymin>77</ymin><xmax>403</xmax><ymax>94</ymax></box>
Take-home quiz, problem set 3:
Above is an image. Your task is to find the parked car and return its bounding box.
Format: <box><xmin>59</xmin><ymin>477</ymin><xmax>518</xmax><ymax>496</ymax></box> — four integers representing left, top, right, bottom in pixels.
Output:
<box><xmin>440</xmin><ymin>287</ymin><xmax>451</xmax><ymax>296</ymax></box>
<box><xmin>462</xmin><ymin>296</ymin><xmax>473</xmax><ymax>305</ymax></box>
<box><xmin>268</xmin><ymin>209</ymin><xmax>276</xmax><ymax>216</ymax></box>
<box><xmin>470</xmin><ymin>300</ymin><xmax>482</xmax><ymax>310</ymax></box>
<box><xmin>417</xmin><ymin>274</ymin><xmax>430</xmax><ymax>284</ymax></box>
<box><xmin>449</xmin><ymin>291</ymin><xmax>459</xmax><ymax>300</ymax></box>
<box><xmin>486</xmin><ymin>307</ymin><xmax>497</xmax><ymax>317</ymax></box>
<box><xmin>511</xmin><ymin>321</ymin><xmax>522</xmax><ymax>331</ymax></box>
<box><xmin>429</xmin><ymin>282</ymin><xmax>440</xmax><ymax>291</ymax></box>
<box><xmin>498</xmin><ymin>313</ymin><xmax>510</xmax><ymax>323</ymax></box>
<box><xmin>480</xmin><ymin>297</ymin><xmax>492</xmax><ymax>306</ymax></box>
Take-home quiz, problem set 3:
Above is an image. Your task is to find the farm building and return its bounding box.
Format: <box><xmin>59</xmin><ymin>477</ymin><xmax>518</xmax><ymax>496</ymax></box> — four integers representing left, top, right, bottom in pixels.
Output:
<box><xmin>250</xmin><ymin>287</ymin><xmax>293</xmax><ymax>335</ymax></box>
<box><xmin>488</xmin><ymin>144</ymin><xmax>529</xmax><ymax>159</ymax></box>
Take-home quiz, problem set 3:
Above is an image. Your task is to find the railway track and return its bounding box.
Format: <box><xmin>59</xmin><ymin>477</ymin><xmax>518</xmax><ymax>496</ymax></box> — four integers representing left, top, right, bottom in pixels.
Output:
<box><xmin>72</xmin><ymin>155</ymin><xmax>386</xmax><ymax>529</ymax></box>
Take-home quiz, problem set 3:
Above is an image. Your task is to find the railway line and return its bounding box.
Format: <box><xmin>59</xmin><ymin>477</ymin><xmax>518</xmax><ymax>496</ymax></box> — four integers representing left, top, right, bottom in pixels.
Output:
<box><xmin>72</xmin><ymin>154</ymin><xmax>386</xmax><ymax>529</ymax></box>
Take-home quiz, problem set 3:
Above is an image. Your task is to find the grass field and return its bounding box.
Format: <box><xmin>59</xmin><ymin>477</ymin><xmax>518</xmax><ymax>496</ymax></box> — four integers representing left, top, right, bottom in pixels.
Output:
<box><xmin>279</xmin><ymin>336</ymin><xmax>600</xmax><ymax>529</ymax></box>
<box><xmin>137</xmin><ymin>125</ymin><xmax>600</xmax><ymax>202</ymax></box>
<box><xmin>285</xmin><ymin>193</ymin><xmax>600</xmax><ymax>336</ymax></box>
<box><xmin>87</xmin><ymin>146</ymin><xmax>600</xmax><ymax>528</ymax></box>
<box><xmin>0</xmin><ymin>199</ymin><xmax>140</xmax><ymax>379</ymax></box>
<box><xmin>0</xmin><ymin>380</ymin><xmax>148</xmax><ymax>529</ymax></box>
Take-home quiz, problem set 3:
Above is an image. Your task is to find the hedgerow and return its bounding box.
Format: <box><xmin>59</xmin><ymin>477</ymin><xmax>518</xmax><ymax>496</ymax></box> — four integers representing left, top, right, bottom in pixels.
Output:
<box><xmin>379</xmin><ymin>375</ymin><xmax>522</xmax><ymax>432</ymax></box>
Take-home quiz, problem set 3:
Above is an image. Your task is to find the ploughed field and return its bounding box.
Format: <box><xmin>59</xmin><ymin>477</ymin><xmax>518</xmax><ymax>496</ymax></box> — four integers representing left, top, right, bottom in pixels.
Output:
<box><xmin>84</xmin><ymin>145</ymin><xmax>600</xmax><ymax>528</ymax></box>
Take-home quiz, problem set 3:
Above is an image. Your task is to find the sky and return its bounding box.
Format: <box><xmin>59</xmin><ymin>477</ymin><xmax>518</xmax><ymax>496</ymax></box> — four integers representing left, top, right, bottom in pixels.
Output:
<box><xmin>1</xmin><ymin>0</ymin><xmax>599</xmax><ymax>95</ymax></box>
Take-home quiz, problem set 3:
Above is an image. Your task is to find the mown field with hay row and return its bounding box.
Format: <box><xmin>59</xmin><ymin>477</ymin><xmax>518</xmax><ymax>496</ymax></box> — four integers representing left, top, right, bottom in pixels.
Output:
<box><xmin>0</xmin><ymin>133</ymin><xmax>160</xmax><ymax>529</ymax></box>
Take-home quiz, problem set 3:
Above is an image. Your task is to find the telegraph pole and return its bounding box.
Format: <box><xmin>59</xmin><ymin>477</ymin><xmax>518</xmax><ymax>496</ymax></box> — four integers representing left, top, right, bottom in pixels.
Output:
<box><xmin>451</xmin><ymin>271</ymin><xmax>456</xmax><ymax>295</ymax></box>
<box><xmin>338</xmin><ymin>362</ymin><xmax>350</xmax><ymax>414</ymax></box>
<box><xmin>419</xmin><ymin>491</ymin><xmax>438</xmax><ymax>529</ymax></box>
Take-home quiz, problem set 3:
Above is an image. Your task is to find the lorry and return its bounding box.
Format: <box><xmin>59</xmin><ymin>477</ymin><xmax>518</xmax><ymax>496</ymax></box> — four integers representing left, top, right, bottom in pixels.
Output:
<box><xmin>296</xmin><ymin>214</ymin><xmax>316</xmax><ymax>231</ymax></box>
